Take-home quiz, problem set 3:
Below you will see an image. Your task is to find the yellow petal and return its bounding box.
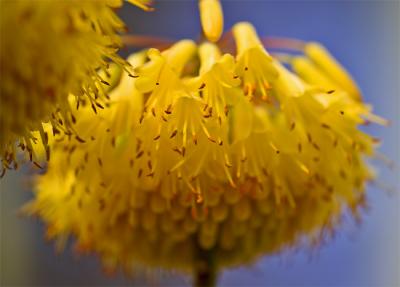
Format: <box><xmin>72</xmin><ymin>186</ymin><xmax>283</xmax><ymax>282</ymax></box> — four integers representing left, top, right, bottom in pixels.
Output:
<box><xmin>199</xmin><ymin>0</ymin><xmax>224</xmax><ymax>42</ymax></box>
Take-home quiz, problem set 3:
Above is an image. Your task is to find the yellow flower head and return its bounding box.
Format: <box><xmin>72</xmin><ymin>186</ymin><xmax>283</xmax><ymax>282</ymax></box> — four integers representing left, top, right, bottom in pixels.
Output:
<box><xmin>0</xmin><ymin>0</ymin><xmax>150</xmax><ymax>175</ymax></box>
<box><xmin>27</xmin><ymin>23</ymin><xmax>383</xmax><ymax>278</ymax></box>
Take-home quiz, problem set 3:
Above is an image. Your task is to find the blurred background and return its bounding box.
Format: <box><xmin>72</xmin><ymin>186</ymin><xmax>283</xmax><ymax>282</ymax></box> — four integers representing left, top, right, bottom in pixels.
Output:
<box><xmin>1</xmin><ymin>1</ymin><xmax>399</xmax><ymax>286</ymax></box>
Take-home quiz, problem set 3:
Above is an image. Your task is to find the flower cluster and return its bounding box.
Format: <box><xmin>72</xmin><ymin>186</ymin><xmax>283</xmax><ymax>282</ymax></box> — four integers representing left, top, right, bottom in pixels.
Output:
<box><xmin>0</xmin><ymin>0</ymin><xmax>151</xmax><ymax>175</ymax></box>
<box><xmin>26</xmin><ymin>22</ymin><xmax>383</xmax><ymax>274</ymax></box>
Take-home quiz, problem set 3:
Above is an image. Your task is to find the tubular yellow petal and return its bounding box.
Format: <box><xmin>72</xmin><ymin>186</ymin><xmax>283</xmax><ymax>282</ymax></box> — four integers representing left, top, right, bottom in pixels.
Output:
<box><xmin>126</xmin><ymin>0</ymin><xmax>154</xmax><ymax>11</ymax></box>
<box><xmin>162</xmin><ymin>40</ymin><xmax>197</xmax><ymax>73</ymax></box>
<box><xmin>291</xmin><ymin>56</ymin><xmax>340</xmax><ymax>92</ymax></box>
<box><xmin>305</xmin><ymin>42</ymin><xmax>362</xmax><ymax>100</ymax></box>
<box><xmin>233</xmin><ymin>22</ymin><xmax>264</xmax><ymax>56</ymax></box>
<box><xmin>199</xmin><ymin>0</ymin><xmax>224</xmax><ymax>42</ymax></box>
<box><xmin>198</xmin><ymin>42</ymin><xmax>222</xmax><ymax>74</ymax></box>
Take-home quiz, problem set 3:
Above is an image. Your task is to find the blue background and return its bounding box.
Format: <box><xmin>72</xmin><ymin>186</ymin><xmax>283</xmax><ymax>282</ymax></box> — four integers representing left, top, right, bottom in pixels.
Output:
<box><xmin>1</xmin><ymin>1</ymin><xmax>399</xmax><ymax>286</ymax></box>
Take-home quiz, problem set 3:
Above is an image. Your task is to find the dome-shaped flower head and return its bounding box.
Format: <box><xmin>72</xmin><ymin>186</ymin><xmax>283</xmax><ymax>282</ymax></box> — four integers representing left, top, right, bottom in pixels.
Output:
<box><xmin>26</xmin><ymin>24</ymin><xmax>384</xmax><ymax>285</ymax></box>
<box><xmin>0</xmin><ymin>0</ymin><xmax>151</xmax><ymax>176</ymax></box>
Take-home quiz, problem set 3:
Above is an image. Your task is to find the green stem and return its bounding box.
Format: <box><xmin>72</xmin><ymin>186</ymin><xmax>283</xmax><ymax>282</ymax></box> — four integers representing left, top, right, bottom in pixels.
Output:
<box><xmin>194</xmin><ymin>242</ymin><xmax>218</xmax><ymax>287</ymax></box>
<box><xmin>195</xmin><ymin>267</ymin><xmax>217</xmax><ymax>287</ymax></box>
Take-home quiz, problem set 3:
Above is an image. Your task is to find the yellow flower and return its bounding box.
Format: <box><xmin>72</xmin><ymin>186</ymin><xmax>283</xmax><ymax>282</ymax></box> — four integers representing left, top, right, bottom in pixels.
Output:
<box><xmin>232</xmin><ymin>22</ymin><xmax>278</xmax><ymax>101</ymax></box>
<box><xmin>26</xmin><ymin>23</ymin><xmax>383</xmax><ymax>282</ymax></box>
<box><xmin>0</xmin><ymin>0</ymin><xmax>149</xmax><ymax>175</ymax></box>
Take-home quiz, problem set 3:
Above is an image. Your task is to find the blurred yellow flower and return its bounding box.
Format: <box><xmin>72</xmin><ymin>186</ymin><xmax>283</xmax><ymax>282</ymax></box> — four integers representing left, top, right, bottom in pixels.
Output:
<box><xmin>0</xmin><ymin>0</ymin><xmax>150</xmax><ymax>175</ymax></box>
<box><xmin>26</xmin><ymin>22</ymin><xmax>384</xmax><ymax>284</ymax></box>
<box><xmin>199</xmin><ymin>0</ymin><xmax>224</xmax><ymax>42</ymax></box>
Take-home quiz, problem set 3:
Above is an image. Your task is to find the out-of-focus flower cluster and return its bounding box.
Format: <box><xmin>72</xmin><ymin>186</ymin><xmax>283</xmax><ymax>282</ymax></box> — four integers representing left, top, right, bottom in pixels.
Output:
<box><xmin>0</xmin><ymin>0</ymin><xmax>151</xmax><ymax>174</ymax></box>
<box><xmin>25</xmin><ymin>22</ymin><xmax>385</xmax><ymax>274</ymax></box>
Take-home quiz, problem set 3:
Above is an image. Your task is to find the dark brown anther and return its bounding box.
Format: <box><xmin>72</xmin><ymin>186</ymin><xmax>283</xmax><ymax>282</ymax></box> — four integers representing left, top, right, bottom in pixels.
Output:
<box><xmin>147</xmin><ymin>160</ymin><xmax>152</xmax><ymax>170</ymax></box>
<box><xmin>312</xmin><ymin>143</ymin><xmax>320</xmax><ymax>150</ymax></box>
<box><xmin>208</xmin><ymin>137</ymin><xmax>216</xmax><ymax>143</ymax></box>
<box><xmin>156</xmin><ymin>82</ymin><xmax>160</xmax><ymax>86</ymax></box>
<box><xmin>52</xmin><ymin>126</ymin><xmax>60</xmax><ymax>136</ymax></box>
<box><xmin>170</xmin><ymin>130</ymin><xmax>178</xmax><ymax>139</ymax></box>
<box><xmin>153</xmin><ymin>134</ymin><xmax>161</xmax><ymax>141</ymax></box>
<box><xmin>98</xmin><ymin>158</ymin><xmax>103</xmax><ymax>167</ymax></box>
<box><xmin>33</xmin><ymin>162</ymin><xmax>43</xmax><ymax>169</ymax></box>
<box><xmin>138</xmin><ymin>169</ymin><xmax>143</xmax><ymax>178</ymax></box>
<box><xmin>298</xmin><ymin>143</ymin><xmax>302</xmax><ymax>153</ymax></box>
<box><xmin>333</xmin><ymin>138</ymin><xmax>338</xmax><ymax>147</ymax></box>
<box><xmin>100</xmin><ymin>80</ymin><xmax>110</xmax><ymax>86</ymax></box>
<box><xmin>44</xmin><ymin>132</ymin><xmax>49</xmax><ymax>144</ymax></box>
<box><xmin>139</xmin><ymin>114</ymin><xmax>144</xmax><ymax>124</ymax></box>
<box><xmin>224</xmin><ymin>105</ymin><xmax>229</xmax><ymax>116</ymax></box>
<box><xmin>327</xmin><ymin>90</ymin><xmax>335</xmax><ymax>94</ymax></box>
<box><xmin>46</xmin><ymin>148</ymin><xmax>50</xmax><ymax>161</ymax></box>
<box><xmin>203</xmin><ymin>104</ymin><xmax>209</xmax><ymax>112</ymax></box>
<box><xmin>151</xmin><ymin>107</ymin><xmax>156</xmax><ymax>117</ymax></box>
<box><xmin>106</xmin><ymin>128</ymin><xmax>111</xmax><ymax>133</ymax></box>
<box><xmin>90</xmin><ymin>136</ymin><xmax>95</xmax><ymax>141</ymax></box>
<box><xmin>161</xmin><ymin>116</ymin><xmax>168</xmax><ymax>122</ymax></box>
<box><xmin>91</xmin><ymin>103</ymin><xmax>97</xmax><ymax>114</ymax></box>
<box><xmin>99</xmin><ymin>199</ymin><xmax>105</xmax><ymax>211</ymax></box>
<box><xmin>182</xmin><ymin>147</ymin><xmax>186</xmax><ymax>157</ymax></box>
<box><xmin>136</xmin><ymin>150</ymin><xmax>144</xmax><ymax>159</ymax></box>
<box><xmin>75</xmin><ymin>136</ymin><xmax>86</xmax><ymax>143</ymax></box>
<box><xmin>19</xmin><ymin>143</ymin><xmax>25</xmax><ymax>151</ymax></box>
<box><xmin>290</xmin><ymin>122</ymin><xmax>296</xmax><ymax>131</ymax></box>
<box><xmin>193</xmin><ymin>134</ymin><xmax>198</xmax><ymax>145</ymax></box>
<box><xmin>111</xmin><ymin>137</ymin><xmax>116</xmax><ymax>147</ymax></box>
<box><xmin>71</xmin><ymin>114</ymin><xmax>76</xmax><ymax>124</ymax></box>
<box><xmin>321</xmin><ymin>123</ymin><xmax>331</xmax><ymax>129</ymax></box>
<box><xmin>233</xmin><ymin>75</ymin><xmax>239</xmax><ymax>79</ymax></box>
<box><xmin>340</xmin><ymin>110</ymin><xmax>345</xmax><ymax>115</ymax></box>
<box><xmin>307</xmin><ymin>133</ymin><xmax>312</xmax><ymax>143</ymax></box>
<box><xmin>164</xmin><ymin>104</ymin><xmax>172</xmax><ymax>114</ymax></box>
<box><xmin>218</xmin><ymin>140</ymin><xmax>223</xmax><ymax>146</ymax></box>
<box><xmin>244</xmin><ymin>66</ymin><xmax>249</xmax><ymax>71</ymax></box>
<box><xmin>199</xmin><ymin>83</ymin><xmax>206</xmax><ymax>89</ymax></box>
<box><xmin>96</xmin><ymin>102</ymin><xmax>104</xmax><ymax>109</ymax></box>
<box><xmin>172</xmin><ymin>147</ymin><xmax>182</xmax><ymax>155</ymax></box>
